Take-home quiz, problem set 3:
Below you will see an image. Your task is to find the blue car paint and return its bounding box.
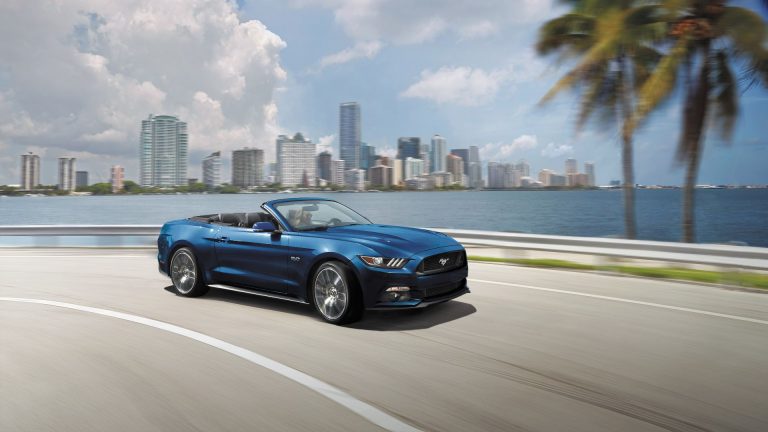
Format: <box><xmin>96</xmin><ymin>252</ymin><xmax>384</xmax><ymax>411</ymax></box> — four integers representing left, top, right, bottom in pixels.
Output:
<box><xmin>158</xmin><ymin>197</ymin><xmax>469</xmax><ymax>309</ymax></box>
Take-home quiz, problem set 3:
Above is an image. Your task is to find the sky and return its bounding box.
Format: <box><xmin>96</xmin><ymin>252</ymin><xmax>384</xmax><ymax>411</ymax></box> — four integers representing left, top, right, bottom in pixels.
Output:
<box><xmin>1</xmin><ymin>0</ymin><xmax>766</xmax><ymax>186</ymax></box>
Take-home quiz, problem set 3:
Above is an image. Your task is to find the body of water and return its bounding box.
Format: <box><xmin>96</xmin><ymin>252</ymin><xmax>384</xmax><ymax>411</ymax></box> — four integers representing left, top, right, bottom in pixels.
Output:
<box><xmin>1</xmin><ymin>189</ymin><xmax>767</xmax><ymax>246</ymax></box>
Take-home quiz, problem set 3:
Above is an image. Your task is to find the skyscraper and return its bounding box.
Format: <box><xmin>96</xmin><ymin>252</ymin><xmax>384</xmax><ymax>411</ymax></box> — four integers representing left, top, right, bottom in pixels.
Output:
<box><xmin>420</xmin><ymin>143</ymin><xmax>431</xmax><ymax>174</ymax></box>
<box><xmin>277</xmin><ymin>133</ymin><xmax>315</xmax><ymax>187</ymax></box>
<box><xmin>339</xmin><ymin>102</ymin><xmax>361</xmax><ymax>170</ymax></box>
<box><xmin>232</xmin><ymin>148</ymin><xmax>264</xmax><ymax>188</ymax></box>
<box><xmin>360</xmin><ymin>143</ymin><xmax>376</xmax><ymax>172</ymax></box>
<box><xmin>515</xmin><ymin>159</ymin><xmax>530</xmax><ymax>177</ymax></box>
<box><xmin>565</xmin><ymin>158</ymin><xmax>578</xmax><ymax>175</ymax></box>
<box><xmin>331</xmin><ymin>160</ymin><xmax>345</xmax><ymax>186</ymax></box>
<box><xmin>202</xmin><ymin>151</ymin><xmax>221</xmax><ymax>189</ymax></box>
<box><xmin>446</xmin><ymin>154</ymin><xmax>464</xmax><ymax>186</ymax></box>
<box><xmin>404</xmin><ymin>157</ymin><xmax>424</xmax><ymax>180</ymax></box>
<box><xmin>397</xmin><ymin>137</ymin><xmax>421</xmax><ymax>161</ymax></box>
<box><xmin>75</xmin><ymin>171</ymin><xmax>89</xmax><ymax>189</ymax></box>
<box><xmin>20</xmin><ymin>152</ymin><xmax>40</xmax><ymax>190</ymax></box>
<box><xmin>317</xmin><ymin>151</ymin><xmax>332</xmax><ymax>181</ymax></box>
<box><xmin>468</xmin><ymin>145</ymin><xmax>482</xmax><ymax>189</ymax></box>
<box><xmin>140</xmin><ymin>114</ymin><xmax>188</xmax><ymax>187</ymax></box>
<box><xmin>585</xmin><ymin>162</ymin><xmax>596</xmax><ymax>186</ymax></box>
<box><xmin>451</xmin><ymin>149</ymin><xmax>470</xmax><ymax>176</ymax></box>
<box><xmin>110</xmin><ymin>165</ymin><xmax>124</xmax><ymax>193</ymax></box>
<box><xmin>431</xmin><ymin>134</ymin><xmax>447</xmax><ymax>173</ymax></box>
<box><xmin>58</xmin><ymin>157</ymin><xmax>76</xmax><ymax>192</ymax></box>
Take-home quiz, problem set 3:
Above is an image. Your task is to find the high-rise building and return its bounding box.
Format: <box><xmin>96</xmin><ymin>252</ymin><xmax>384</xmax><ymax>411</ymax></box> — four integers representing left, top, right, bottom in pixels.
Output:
<box><xmin>420</xmin><ymin>143</ymin><xmax>431</xmax><ymax>175</ymax></box>
<box><xmin>369</xmin><ymin>164</ymin><xmax>392</xmax><ymax>187</ymax></box>
<box><xmin>550</xmin><ymin>173</ymin><xmax>567</xmax><ymax>186</ymax></box>
<box><xmin>446</xmin><ymin>154</ymin><xmax>464</xmax><ymax>186</ymax></box>
<box><xmin>468</xmin><ymin>145</ymin><xmax>482</xmax><ymax>188</ymax></box>
<box><xmin>404</xmin><ymin>157</ymin><xmax>424</xmax><ymax>180</ymax></box>
<box><xmin>20</xmin><ymin>152</ymin><xmax>40</xmax><ymax>190</ymax></box>
<box><xmin>397</xmin><ymin>138</ymin><xmax>421</xmax><ymax>161</ymax></box>
<box><xmin>75</xmin><ymin>171</ymin><xmax>89</xmax><ymax>189</ymax></box>
<box><xmin>58</xmin><ymin>157</ymin><xmax>76</xmax><ymax>192</ymax></box>
<box><xmin>202</xmin><ymin>151</ymin><xmax>221</xmax><ymax>189</ymax></box>
<box><xmin>387</xmin><ymin>158</ymin><xmax>402</xmax><ymax>186</ymax></box>
<box><xmin>331</xmin><ymin>160</ymin><xmax>345</xmax><ymax>186</ymax></box>
<box><xmin>565</xmin><ymin>158</ymin><xmax>578</xmax><ymax>175</ymax></box>
<box><xmin>487</xmin><ymin>162</ymin><xmax>521</xmax><ymax>188</ymax></box>
<box><xmin>317</xmin><ymin>151</ymin><xmax>332</xmax><ymax>181</ymax></box>
<box><xmin>232</xmin><ymin>148</ymin><xmax>264</xmax><ymax>188</ymax></box>
<box><xmin>344</xmin><ymin>169</ymin><xmax>366</xmax><ymax>191</ymax></box>
<box><xmin>110</xmin><ymin>165</ymin><xmax>124</xmax><ymax>193</ymax></box>
<box><xmin>431</xmin><ymin>134</ymin><xmax>447</xmax><ymax>173</ymax></box>
<box><xmin>451</xmin><ymin>149</ymin><xmax>470</xmax><ymax>177</ymax></box>
<box><xmin>140</xmin><ymin>114</ymin><xmax>188</xmax><ymax>187</ymax></box>
<box><xmin>360</xmin><ymin>143</ymin><xmax>375</xmax><ymax>172</ymax></box>
<box><xmin>585</xmin><ymin>162</ymin><xmax>595</xmax><ymax>186</ymax></box>
<box><xmin>515</xmin><ymin>159</ymin><xmax>530</xmax><ymax>177</ymax></box>
<box><xmin>538</xmin><ymin>169</ymin><xmax>554</xmax><ymax>186</ymax></box>
<box><xmin>277</xmin><ymin>133</ymin><xmax>315</xmax><ymax>187</ymax></box>
<box><xmin>339</xmin><ymin>102</ymin><xmax>361</xmax><ymax>170</ymax></box>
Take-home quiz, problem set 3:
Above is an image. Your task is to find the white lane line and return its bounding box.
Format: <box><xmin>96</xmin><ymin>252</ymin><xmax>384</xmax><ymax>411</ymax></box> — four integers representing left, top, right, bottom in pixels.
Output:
<box><xmin>0</xmin><ymin>297</ymin><xmax>421</xmax><ymax>432</ymax></box>
<box><xmin>468</xmin><ymin>278</ymin><xmax>768</xmax><ymax>326</ymax></box>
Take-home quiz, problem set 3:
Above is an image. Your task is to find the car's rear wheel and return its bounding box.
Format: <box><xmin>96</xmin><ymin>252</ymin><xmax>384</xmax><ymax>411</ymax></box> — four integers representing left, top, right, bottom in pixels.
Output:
<box><xmin>170</xmin><ymin>247</ymin><xmax>209</xmax><ymax>297</ymax></box>
<box><xmin>312</xmin><ymin>261</ymin><xmax>362</xmax><ymax>325</ymax></box>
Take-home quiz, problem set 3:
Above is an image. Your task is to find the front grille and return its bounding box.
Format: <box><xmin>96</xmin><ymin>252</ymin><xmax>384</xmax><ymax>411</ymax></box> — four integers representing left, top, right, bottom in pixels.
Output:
<box><xmin>418</xmin><ymin>251</ymin><xmax>465</xmax><ymax>274</ymax></box>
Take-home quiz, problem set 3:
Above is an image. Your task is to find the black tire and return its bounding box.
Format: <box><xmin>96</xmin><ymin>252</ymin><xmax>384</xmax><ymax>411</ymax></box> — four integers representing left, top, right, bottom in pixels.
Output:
<box><xmin>169</xmin><ymin>247</ymin><xmax>209</xmax><ymax>297</ymax></box>
<box><xmin>311</xmin><ymin>261</ymin><xmax>363</xmax><ymax>325</ymax></box>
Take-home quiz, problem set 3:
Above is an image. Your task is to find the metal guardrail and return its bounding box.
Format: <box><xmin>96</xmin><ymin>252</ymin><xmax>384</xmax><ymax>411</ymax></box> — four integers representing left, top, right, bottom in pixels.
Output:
<box><xmin>1</xmin><ymin>225</ymin><xmax>767</xmax><ymax>270</ymax></box>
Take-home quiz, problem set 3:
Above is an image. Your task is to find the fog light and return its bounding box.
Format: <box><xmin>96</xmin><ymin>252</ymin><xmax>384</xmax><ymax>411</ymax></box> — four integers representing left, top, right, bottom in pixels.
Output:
<box><xmin>382</xmin><ymin>286</ymin><xmax>411</xmax><ymax>302</ymax></box>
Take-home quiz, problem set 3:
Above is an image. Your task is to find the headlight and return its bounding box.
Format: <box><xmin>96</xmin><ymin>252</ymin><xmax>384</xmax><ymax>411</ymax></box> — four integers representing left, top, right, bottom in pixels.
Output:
<box><xmin>360</xmin><ymin>256</ymin><xmax>409</xmax><ymax>269</ymax></box>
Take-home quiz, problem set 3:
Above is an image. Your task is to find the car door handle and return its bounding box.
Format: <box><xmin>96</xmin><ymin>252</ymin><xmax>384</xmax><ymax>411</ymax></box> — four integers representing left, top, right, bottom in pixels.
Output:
<box><xmin>218</xmin><ymin>236</ymin><xmax>229</xmax><ymax>243</ymax></box>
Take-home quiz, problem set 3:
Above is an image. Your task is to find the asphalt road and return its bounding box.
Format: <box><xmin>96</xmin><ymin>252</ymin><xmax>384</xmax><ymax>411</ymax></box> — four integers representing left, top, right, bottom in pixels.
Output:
<box><xmin>1</xmin><ymin>249</ymin><xmax>767</xmax><ymax>432</ymax></box>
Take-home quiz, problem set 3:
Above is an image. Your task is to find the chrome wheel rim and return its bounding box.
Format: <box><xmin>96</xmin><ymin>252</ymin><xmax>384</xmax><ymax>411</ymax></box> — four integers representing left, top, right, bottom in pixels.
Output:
<box><xmin>314</xmin><ymin>267</ymin><xmax>348</xmax><ymax>320</ymax></box>
<box><xmin>171</xmin><ymin>250</ymin><xmax>197</xmax><ymax>294</ymax></box>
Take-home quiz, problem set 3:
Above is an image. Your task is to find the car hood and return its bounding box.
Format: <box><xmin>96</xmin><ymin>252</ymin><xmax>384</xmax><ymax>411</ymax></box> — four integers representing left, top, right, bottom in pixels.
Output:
<box><xmin>318</xmin><ymin>224</ymin><xmax>459</xmax><ymax>256</ymax></box>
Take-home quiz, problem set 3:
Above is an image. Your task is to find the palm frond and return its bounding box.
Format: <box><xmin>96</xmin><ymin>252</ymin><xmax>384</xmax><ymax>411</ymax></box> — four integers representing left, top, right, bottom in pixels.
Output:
<box><xmin>712</xmin><ymin>50</ymin><xmax>738</xmax><ymax>140</ymax></box>
<box><xmin>715</xmin><ymin>7</ymin><xmax>767</xmax><ymax>58</ymax></box>
<box><xmin>536</xmin><ymin>13</ymin><xmax>596</xmax><ymax>57</ymax></box>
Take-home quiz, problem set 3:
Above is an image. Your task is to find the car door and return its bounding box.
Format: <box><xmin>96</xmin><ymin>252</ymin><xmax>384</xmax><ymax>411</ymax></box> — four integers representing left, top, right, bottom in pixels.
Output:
<box><xmin>213</xmin><ymin>224</ymin><xmax>290</xmax><ymax>293</ymax></box>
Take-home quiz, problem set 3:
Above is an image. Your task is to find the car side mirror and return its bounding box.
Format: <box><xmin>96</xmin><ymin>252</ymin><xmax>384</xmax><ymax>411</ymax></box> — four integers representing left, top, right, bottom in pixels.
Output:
<box><xmin>252</xmin><ymin>221</ymin><xmax>277</xmax><ymax>232</ymax></box>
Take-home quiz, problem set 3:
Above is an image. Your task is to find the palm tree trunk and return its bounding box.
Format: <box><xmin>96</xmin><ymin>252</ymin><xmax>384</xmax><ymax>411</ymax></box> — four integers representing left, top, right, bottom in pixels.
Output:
<box><xmin>619</xmin><ymin>55</ymin><xmax>637</xmax><ymax>239</ymax></box>
<box><xmin>681</xmin><ymin>42</ymin><xmax>711</xmax><ymax>243</ymax></box>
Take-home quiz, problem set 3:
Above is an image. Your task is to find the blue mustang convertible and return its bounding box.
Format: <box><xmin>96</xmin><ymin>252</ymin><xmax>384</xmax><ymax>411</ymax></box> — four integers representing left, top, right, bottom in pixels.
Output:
<box><xmin>157</xmin><ymin>197</ymin><xmax>469</xmax><ymax>324</ymax></box>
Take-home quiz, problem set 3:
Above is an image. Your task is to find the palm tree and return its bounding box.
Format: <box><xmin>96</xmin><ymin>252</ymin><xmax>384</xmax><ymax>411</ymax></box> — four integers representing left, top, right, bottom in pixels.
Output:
<box><xmin>536</xmin><ymin>0</ymin><xmax>665</xmax><ymax>239</ymax></box>
<box><xmin>634</xmin><ymin>0</ymin><xmax>768</xmax><ymax>242</ymax></box>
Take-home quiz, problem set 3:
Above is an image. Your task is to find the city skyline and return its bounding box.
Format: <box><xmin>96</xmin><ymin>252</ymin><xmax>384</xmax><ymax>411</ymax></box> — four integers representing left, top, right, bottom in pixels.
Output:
<box><xmin>1</xmin><ymin>1</ymin><xmax>766</xmax><ymax>186</ymax></box>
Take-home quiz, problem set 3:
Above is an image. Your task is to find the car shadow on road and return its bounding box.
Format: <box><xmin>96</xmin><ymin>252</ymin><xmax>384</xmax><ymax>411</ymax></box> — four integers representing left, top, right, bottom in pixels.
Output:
<box><xmin>164</xmin><ymin>286</ymin><xmax>476</xmax><ymax>330</ymax></box>
<box><xmin>351</xmin><ymin>301</ymin><xmax>477</xmax><ymax>331</ymax></box>
<box><xmin>164</xmin><ymin>286</ymin><xmax>316</xmax><ymax>317</ymax></box>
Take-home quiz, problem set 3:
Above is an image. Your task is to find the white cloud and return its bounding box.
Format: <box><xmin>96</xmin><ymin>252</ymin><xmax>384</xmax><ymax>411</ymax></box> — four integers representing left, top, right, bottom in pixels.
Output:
<box><xmin>0</xmin><ymin>0</ymin><xmax>286</xmax><ymax>184</ymax></box>
<box><xmin>479</xmin><ymin>134</ymin><xmax>539</xmax><ymax>161</ymax></box>
<box><xmin>293</xmin><ymin>0</ymin><xmax>551</xmax><ymax>44</ymax></box>
<box><xmin>318</xmin><ymin>41</ymin><xmax>382</xmax><ymax>69</ymax></box>
<box><xmin>317</xmin><ymin>134</ymin><xmax>335</xmax><ymax>154</ymax></box>
<box><xmin>541</xmin><ymin>143</ymin><xmax>574</xmax><ymax>158</ymax></box>
<box><xmin>401</xmin><ymin>66</ymin><xmax>513</xmax><ymax>106</ymax></box>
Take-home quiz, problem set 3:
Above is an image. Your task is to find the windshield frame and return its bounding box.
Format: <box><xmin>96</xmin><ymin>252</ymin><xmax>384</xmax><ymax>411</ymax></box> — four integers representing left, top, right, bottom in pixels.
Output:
<box><xmin>267</xmin><ymin>199</ymin><xmax>372</xmax><ymax>232</ymax></box>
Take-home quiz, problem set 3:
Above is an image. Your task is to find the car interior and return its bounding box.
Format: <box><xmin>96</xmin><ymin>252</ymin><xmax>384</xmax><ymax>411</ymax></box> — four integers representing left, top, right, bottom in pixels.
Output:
<box><xmin>190</xmin><ymin>212</ymin><xmax>278</xmax><ymax>228</ymax></box>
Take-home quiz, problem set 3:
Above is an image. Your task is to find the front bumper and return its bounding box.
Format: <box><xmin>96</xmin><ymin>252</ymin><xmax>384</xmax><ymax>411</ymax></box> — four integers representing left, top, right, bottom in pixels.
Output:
<box><xmin>356</xmin><ymin>245</ymin><xmax>470</xmax><ymax>309</ymax></box>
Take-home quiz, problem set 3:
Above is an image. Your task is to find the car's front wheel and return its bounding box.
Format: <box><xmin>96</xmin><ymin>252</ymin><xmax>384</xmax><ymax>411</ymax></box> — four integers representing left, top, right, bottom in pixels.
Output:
<box><xmin>170</xmin><ymin>247</ymin><xmax>209</xmax><ymax>297</ymax></box>
<box><xmin>312</xmin><ymin>261</ymin><xmax>363</xmax><ymax>325</ymax></box>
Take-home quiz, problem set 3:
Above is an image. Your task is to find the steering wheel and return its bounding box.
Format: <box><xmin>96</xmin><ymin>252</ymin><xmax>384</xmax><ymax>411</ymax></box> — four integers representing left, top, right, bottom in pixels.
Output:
<box><xmin>328</xmin><ymin>218</ymin><xmax>343</xmax><ymax>226</ymax></box>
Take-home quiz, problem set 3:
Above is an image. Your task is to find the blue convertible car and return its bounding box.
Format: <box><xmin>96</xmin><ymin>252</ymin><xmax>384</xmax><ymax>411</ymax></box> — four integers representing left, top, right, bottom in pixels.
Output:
<box><xmin>157</xmin><ymin>198</ymin><xmax>469</xmax><ymax>324</ymax></box>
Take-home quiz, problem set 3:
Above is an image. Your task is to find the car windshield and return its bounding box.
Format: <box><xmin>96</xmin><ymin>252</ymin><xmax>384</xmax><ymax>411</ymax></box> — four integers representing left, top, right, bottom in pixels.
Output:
<box><xmin>273</xmin><ymin>200</ymin><xmax>371</xmax><ymax>231</ymax></box>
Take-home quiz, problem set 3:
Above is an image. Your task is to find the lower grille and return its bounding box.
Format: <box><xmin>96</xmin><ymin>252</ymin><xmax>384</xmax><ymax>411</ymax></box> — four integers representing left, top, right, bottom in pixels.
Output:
<box><xmin>424</xmin><ymin>279</ymin><xmax>466</xmax><ymax>299</ymax></box>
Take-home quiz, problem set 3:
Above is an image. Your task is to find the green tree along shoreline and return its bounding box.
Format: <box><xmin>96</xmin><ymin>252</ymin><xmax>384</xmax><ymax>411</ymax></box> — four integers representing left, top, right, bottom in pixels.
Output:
<box><xmin>538</xmin><ymin>0</ymin><xmax>768</xmax><ymax>242</ymax></box>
